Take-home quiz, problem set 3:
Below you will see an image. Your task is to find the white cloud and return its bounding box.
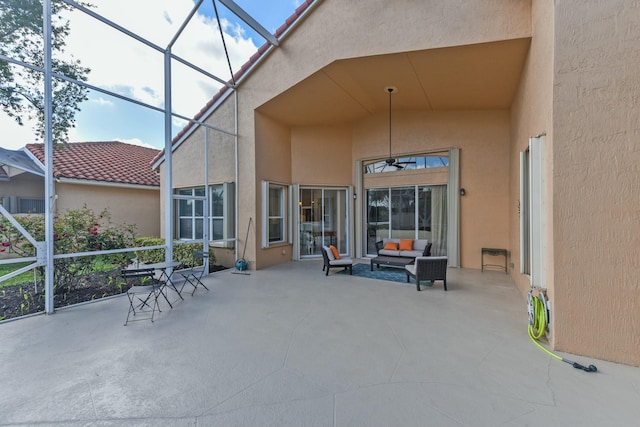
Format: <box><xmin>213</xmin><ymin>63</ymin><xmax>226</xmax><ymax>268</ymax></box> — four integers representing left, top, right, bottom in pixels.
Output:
<box><xmin>90</xmin><ymin>97</ymin><xmax>114</xmax><ymax>107</ymax></box>
<box><xmin>64</xmin><ymin>0</ymin><xmax>259</xmax><ymax>118</ymax></box>
<box><xmin>0</xmin><ymin>114</ymin><xmax>39</xmax><ymax>150</ymax></box>
<box><xmin>1</xmin><ymin>0</ymin><xmax>269</xmax><ymax>150</ymax></box>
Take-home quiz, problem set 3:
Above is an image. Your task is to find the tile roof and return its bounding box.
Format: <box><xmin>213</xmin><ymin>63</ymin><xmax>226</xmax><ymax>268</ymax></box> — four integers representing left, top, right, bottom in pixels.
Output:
<box><xmin>26</xmin><ymin>141</ymin><xmax>160</xmax><ymax>187</ymax></box>
<box><xmin>151</xmin><ymin>0</ymin><xmax>316</xmax><ymax>166</ymax></box>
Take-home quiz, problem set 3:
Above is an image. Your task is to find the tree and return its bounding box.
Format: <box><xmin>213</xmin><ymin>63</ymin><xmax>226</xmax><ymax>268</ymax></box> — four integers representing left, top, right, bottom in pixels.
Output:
<box><xmin>0</xmin><ymin>0</ymin><xmax>90</xmax><ymax>144</ymax></box>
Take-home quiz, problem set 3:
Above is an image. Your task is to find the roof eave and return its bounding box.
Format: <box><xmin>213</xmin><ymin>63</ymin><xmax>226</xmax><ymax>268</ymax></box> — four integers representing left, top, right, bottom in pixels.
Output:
<box><xmin>56</xmin><ymin>178</ymin><xmax>160</xmax><ymax>190</ymax></box>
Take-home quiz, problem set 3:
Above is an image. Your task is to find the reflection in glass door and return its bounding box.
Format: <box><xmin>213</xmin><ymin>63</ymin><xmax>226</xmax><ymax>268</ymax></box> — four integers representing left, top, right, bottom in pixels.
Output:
<box><xmin>299</xmin><ymin>188</ymin><xmax>347</xmax><ymax>258</ymax></box>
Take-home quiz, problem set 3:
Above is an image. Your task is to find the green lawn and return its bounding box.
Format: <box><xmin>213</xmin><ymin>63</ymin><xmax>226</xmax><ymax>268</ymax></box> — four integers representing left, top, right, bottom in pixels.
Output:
<box><xmin>0</xmin><ymin>262</ymin><xmax>39</xmax><ymax>288</ymax></box>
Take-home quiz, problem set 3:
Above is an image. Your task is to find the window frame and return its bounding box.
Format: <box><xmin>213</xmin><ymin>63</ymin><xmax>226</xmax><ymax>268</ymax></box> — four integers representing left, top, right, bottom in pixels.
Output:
<box><xmin>174</xmin><ymin>183</ymin><xmax>235</xmax><ymax>246</ymax></box>
<box><xmin>262</xmin><ymin>181</ymin><xmax>288</xmax><ymax>247</ymax></box>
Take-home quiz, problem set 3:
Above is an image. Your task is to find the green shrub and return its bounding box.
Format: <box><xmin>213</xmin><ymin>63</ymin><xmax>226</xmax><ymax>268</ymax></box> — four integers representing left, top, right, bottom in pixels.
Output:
<box><xmin>1</xmin><ymin>207</ymin><xmax>137</xmax><ymax>291</ymax></box>
<box><xmin>134</xmin><ymin>238</ymin><xmax>216</xmax><ymax>267</ymax></box>
<box><xmin>134</xmin><ymin>237</ymin><xmax>165</xmax><ymax>264</ymax></box>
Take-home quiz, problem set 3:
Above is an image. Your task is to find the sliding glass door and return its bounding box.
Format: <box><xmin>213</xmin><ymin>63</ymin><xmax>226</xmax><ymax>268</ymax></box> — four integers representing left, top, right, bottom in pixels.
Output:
<box><xmin>299</xmin><ymin>188</ymin><xmax>347</xmax><ymax>258</ymax></box>
<box><xmin>366</xmin><ymin>185</ymin><xmax>448</xmax><ymax>256</ymax></box>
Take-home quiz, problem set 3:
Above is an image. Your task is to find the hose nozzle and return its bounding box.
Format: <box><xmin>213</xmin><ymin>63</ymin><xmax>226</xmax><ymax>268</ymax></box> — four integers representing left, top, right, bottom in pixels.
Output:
<box><xmin>572</xmin><ymin>362</ymin><xmax>598</xmax><ymax>372</ymax></box>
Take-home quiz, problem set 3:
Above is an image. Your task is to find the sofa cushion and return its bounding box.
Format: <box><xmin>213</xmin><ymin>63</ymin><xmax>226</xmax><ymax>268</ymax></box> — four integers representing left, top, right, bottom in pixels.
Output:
<box><xmin>412</xmin><ymin>239</ymin><xmax>428</xmax><ymax>252</ymax></box>
<box><xmin>400</xmin><ymin>250</ymin><xmax>423</xmax><ymax>258</ymax></box>
<box><xmin>323</xmin><ymin>245</ymin><xmax>335</xmax><ymax>261</ymax></box>
<box><xmin>399</xmin><ymin>239</ymin><xmax>413</xmax><ymax>251</ymax></box>
<box><xmin>330</xmin><ymin>258</ymin><xmax>352</xmax><ymax>266</ymax></box>
<box><xmin>379</xmin><ymin>249</ymin><xmax>401</xmax><ymax>256</ymax></box>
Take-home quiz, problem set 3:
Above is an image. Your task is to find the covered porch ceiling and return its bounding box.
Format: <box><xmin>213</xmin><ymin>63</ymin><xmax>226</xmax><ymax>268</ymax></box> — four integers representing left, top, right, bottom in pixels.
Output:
<box><xmin>257</xmin><ymin>38</ymin><xmax>531</xmax><ymax>126</ymax></box>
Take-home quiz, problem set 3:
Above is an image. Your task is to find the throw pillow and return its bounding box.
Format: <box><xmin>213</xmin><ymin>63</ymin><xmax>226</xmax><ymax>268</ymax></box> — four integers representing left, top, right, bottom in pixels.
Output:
<box><xmin>383</xmin><ymin>242</ymin><xmax>399</xmax><ymax>250</ymax></box>
<box><xmin>330</xmin><ymin>245</ymin><xmax>341</xmax><ymax>260</ymax></box>
<box><xmin>399</xmin><ymin>239</ymin><xmax>413</xmax><ymax>251</ymax></box>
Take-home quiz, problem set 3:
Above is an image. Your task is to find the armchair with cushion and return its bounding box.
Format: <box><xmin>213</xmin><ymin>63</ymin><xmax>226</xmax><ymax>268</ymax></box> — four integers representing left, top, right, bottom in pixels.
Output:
<box><xmin>321</xmin><ymin>245</ymin><xmax>353</xmax><ymax>276</ymax></box>
<box><xmin>405</xmin><ymin>256</ymin><xmax>448</xmax><ymax>291</ymax></box>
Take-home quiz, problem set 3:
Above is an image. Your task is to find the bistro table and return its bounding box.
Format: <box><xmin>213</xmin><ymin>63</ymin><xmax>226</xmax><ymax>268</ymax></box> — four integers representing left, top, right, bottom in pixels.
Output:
<box><xmin>129</xmin><ymin>261</ymin><xmax>183</xmax><ymax>308</ymax></box>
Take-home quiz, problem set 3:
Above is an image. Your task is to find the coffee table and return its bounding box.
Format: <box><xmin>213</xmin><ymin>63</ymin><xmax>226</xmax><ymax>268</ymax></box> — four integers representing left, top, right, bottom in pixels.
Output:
<box><xmin>370</xmin><ymin>255</ymin><xmax>415</xmax><ymax>271</ymax></box>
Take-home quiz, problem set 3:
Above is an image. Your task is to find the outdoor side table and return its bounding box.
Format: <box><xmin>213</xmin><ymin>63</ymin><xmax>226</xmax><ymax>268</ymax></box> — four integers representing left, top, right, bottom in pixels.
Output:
<box><xmin>481</xmin><ymin>248</ymin><xmax>508</xmax><ymax>274</ymax></box>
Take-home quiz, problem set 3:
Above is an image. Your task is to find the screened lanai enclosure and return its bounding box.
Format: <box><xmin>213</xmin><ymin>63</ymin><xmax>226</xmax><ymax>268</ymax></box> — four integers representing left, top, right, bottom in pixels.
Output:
<box><xmin>0</xmin><ymin>0</ymin><xmax>289</xmax><ymax>319</ymax></box>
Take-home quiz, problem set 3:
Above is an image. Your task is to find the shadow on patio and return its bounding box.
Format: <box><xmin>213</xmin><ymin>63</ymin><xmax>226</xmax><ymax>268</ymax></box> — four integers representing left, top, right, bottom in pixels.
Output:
<box><xmin>1</xmin><ymin>260</ymin><xmax>639</xmax><ymax>426</ymax></box>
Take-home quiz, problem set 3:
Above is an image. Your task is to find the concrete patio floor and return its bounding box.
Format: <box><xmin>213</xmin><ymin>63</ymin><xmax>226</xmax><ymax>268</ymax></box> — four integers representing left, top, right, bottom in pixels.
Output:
<box><xmin>1</xmin><ymin>260</ymin><xmax>639</xmax><ymax>426</ymax></box>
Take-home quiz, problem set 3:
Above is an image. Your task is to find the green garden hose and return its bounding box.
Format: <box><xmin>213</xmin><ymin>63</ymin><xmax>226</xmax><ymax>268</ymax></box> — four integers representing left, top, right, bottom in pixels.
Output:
<box><xmin>527</xmin><ymin>289</ymin><xmax>598</xmax><ymax>373</ymax></box>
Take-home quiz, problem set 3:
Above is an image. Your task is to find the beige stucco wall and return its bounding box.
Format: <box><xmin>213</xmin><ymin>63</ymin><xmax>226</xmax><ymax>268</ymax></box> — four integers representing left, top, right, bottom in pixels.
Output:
<box><xmin>291</xmin><ymin>125</ymin><xmax>352</xmax><ymax>185</ymax></box>
<box><xmin>0</xmin><ymin>171</ymin><xmax>45</xmax><ymax>200</ymax></box>
<box><xmin>510</xmin><ymin>0</ymin><xmax>640</xmax><ymax>366</ymax></box>
<box><xmin>55</xmin><ymin>183</ymin><xmax>160</xmax><ymax>238</ymax></box>
<box><xmin>253</xmin><ymin>113</ymin><xmax>292</xmax><ymax>268</ymax></box>
<box><xmin>550</xmin><ymin>0</ymin><xmax>640</xmax><ymax>366</ymax></box>
<box><xmin>234</xmin><ymin>0</ymin><xmax>530</xmax><ymax>269</ymax></box>
<box><xmin>509</xmin><ymin>2</ymin><xmax>554</xmax><ymax>292</ymax></box>
<box><xmin>354</xmin><ymin>109</ymin><xmax>511</xmax><ymax>268</ymax></box>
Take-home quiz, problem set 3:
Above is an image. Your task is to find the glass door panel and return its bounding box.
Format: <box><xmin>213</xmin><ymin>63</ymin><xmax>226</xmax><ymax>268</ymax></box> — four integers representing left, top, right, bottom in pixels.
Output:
<box><xmin>299</xmin><ymin>188</ymin><xmax>320</xmax><ymax>256</ymax></box>
<box><xmin>366</xmin><ymin>188</ymin><xmax>389</xmax><ymax>255</ymax></box>
<box><xmin>322</xmin><ymin>189</ymin><xmax>347</xmax><ymax>252</ymax></box>
<box><xmin>299</xmin><ymin>188</ymin><xmax>347</xmax><ymax>258</ymax></box>
<box><xmin>365</xmin><ymin>185</ymin><xmax>447</xmax><ymax>256</ymax></box>
<box><xmin>417</xmin><ymin>186</ymin><xmax>432</xmax><ymax>241</ymax></box>
<box><xmin>390</xmin><ymin>186</ymin><xmax>416</xmax><ymax>240</ymax></box>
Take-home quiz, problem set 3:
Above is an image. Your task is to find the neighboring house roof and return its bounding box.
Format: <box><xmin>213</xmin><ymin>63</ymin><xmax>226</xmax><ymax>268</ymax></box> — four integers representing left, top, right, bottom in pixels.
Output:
<box><xmin>0</xmin><ymin>146</ymin><xmax>44</xmax><ymax>176</ymax></box>
<box><xmin>26</xmin><ymin>141</ymin><xmax>160</xmax><ymax>187</ymax></box>
<box><xmin>151</xmin><ymin>0</ymin><xmax>317</xmax><ymax>167</ymax></box>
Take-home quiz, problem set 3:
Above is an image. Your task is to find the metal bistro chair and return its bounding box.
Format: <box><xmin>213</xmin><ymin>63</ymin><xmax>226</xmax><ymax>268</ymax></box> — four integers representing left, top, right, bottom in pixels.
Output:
<box><xmin>121</xmin><ymin>268</ymin><xmax>162</xmax><ymax>325</ymax></box>
<box><xmin>177</xmin><ymin>251</ymin><xmax>210</xmax><ymax>296</ymax></box>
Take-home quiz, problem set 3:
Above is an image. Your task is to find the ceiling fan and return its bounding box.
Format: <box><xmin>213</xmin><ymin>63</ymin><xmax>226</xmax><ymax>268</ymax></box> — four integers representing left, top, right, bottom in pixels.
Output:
<box><xmin>384</xmin><ymin>86</ymin><xmax>416</xmax><ymax>170</ymax></box>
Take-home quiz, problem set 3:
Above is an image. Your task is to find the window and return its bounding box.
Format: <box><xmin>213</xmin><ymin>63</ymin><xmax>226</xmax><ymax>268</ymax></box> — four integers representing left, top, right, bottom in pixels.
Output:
<box><xmin>366</xmin><ymin>185</ymin><xmax>447</xmax><ymax>256</ymax></box>
<box><xmin>262</xmin><ymin>182</ymin><xmax>288</xmax><ymax>246</ymax></box>
<box><xmin>363</xmin><ymin>153</ymin><xmax>449</xmax><ymax>174</ymax></box>
<box><xmin>175</xmin><ymin>184</ymin><xmax>235</xmax><ymax>246</ymax></box>
<box><xmin>177</xmin><ymin>188</ymin><xmax>204</xmax><ymax>240</ymax></box>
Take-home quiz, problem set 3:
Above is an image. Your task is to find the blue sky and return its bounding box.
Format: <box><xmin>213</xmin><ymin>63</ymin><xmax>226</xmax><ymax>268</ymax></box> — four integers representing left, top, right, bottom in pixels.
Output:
<box><xmin>1</xmin><ymin>0</ymin><xmax>304</xmax><ymax>151</ymax></box>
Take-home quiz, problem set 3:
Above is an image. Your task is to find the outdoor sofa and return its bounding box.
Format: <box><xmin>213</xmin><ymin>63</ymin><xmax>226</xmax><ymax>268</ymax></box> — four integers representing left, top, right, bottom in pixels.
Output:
<box><xmin>375</xmin><ymin>238</ymin><xmax>432</xmax><ymax>258</ymax></box>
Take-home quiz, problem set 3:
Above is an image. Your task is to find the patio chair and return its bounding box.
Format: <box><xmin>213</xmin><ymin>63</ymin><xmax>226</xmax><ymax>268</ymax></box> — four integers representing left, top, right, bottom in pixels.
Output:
<box><xmin>321</xmin><ymin>245</ymin><xmax>353</xmax><ymax>276</ymax></box>
<box><xmin>176</xmin><ymin>251</ymin><xmax>210</xmax><ymax>296</ymax></box>
<box><xmin>405</xmin><ymin>256</ymin><xmax>448</xmax><ymax>291</ymax></box>
<box><xmin>121</xmin><ymin>268</ymin><xmax>162</xmax><ymax>325</ymax></box>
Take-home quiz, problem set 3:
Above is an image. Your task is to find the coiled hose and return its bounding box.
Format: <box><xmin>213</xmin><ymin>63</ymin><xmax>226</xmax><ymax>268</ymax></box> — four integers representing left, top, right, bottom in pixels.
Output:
<box><xmin>527</xmin><ymin>289</ymin><xmax>597</xmax><ymax>373</ymax></box>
